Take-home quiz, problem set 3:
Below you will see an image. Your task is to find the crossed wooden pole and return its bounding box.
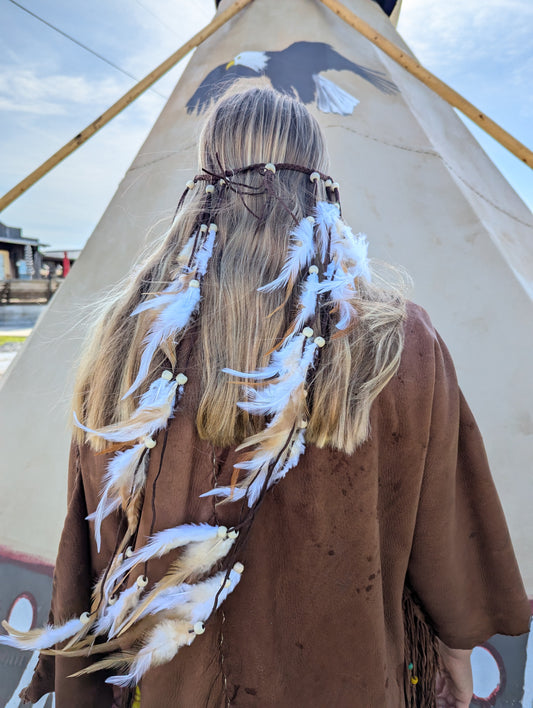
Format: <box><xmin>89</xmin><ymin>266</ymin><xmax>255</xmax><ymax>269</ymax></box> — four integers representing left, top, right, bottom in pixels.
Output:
<box><xmin>0</xmin><ymin>0</ymin><xmax>531</xmax><ymax>213</ymax></box>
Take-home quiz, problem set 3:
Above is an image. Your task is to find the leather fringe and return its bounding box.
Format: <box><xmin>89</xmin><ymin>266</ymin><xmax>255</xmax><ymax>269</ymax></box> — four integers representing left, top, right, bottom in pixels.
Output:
<box><xmin>402</xmin><ymin>585</ymin><xmax>440</xmax><ymax>707</ymax></box>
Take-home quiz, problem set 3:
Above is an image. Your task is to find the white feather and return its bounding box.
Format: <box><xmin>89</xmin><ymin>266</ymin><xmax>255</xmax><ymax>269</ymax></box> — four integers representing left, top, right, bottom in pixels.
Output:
<box><xmin>222</xmin><ymin>333</ymin><xmax>306</xmax><ymax>381</ymax></box>
<box><xmin>106</xmin><ymin>619</ymin><xmax>191</xmax><ymax>687</ymax></box>
<box><xmin>86</xmin><ymin>492</ymin><xmax>122</xmax><ymax>553</ymax></box>
<box><xmin>95</xmin><ymin>584</ymin><xmax>142</xmax><ymax>637</ymax></box>
<box><xmin>199</xmin><ymin>486</ymin><xmax>247</xmax><ymax>500</ymax></box>
<box><xmin>104</xmin><ymin>524</ymin><xmax>222</xmax><ymax>590</ymax></box>
<box><xmin>269</xmin><ymin>430</ymin><xmax>306</xmax><ymax>486</ymax></box>
<box><xmin>76</xmin><ymin>379</ymin><xmax>177</xmax><ymax>444</ymax></box>
<box><xmin>124</xmin><ymin>285</ymin><xmax>200</xmax><ymax>398</ymax></box>
<box><xmin>88</xmin><ymin>443</ymin><xmax>146</xmax><ymax>552</ymax></box>
<box><xmin>195</xmin><ymin>226</ymin><xmax>217</xmax><ymax>276</ymax></box>
<box><xmin>237</xmin><ymin>339</ymin><xmax>317</xmax><ymax>416</ymax></box>
<box><xmin>258</xmin><ymin>216</ymin><xmax>315</xmax><ymax>293</ymax></box>
<box><xmin>0</xmin><ymin>617</ymin><xmax>85</xmax><ymax>651</ymax></box>
<box><xmin>293</xmin><ymin>271</ymin><xmax>321</xmax><ymax>331</ymax></box>
<box><xmin>314</xmin><ymin>201</ymin><xmax>340</xmax><ymax>262</ymax></box>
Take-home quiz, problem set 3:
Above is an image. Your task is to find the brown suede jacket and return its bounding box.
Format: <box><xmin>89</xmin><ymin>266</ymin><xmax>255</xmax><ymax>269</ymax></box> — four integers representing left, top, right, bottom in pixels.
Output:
<box><xmin>22</xmin><ymin>304</ymin><xmax>530</xmax><ymax>707</ymax></box>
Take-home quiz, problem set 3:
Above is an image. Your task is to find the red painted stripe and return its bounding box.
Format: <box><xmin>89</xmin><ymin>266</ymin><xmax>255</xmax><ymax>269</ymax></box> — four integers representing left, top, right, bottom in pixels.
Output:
<box><xmin>0</xmin><ymin>545</ymin><xmax>54</xmax><ymax>577</ymax></box>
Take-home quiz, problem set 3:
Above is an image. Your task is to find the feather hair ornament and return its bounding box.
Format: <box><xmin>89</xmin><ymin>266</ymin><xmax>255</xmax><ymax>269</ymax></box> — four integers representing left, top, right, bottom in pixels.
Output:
<box><xmin>5</xmin><ymin>167</ymin><xmax>374</xmax><ymax>686</ymax></box>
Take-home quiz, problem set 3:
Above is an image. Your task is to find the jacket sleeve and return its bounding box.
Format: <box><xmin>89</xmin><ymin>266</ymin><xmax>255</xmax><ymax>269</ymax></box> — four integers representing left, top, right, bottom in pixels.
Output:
<box><xmin>406</xmin><ymin>328</ymin><xmax>531</xmax><ymax>650</ymax></box>
<box><xmin>20</xmin><ymin>441</ymin><xmax>114</xmax><ymax>706</ymax></box>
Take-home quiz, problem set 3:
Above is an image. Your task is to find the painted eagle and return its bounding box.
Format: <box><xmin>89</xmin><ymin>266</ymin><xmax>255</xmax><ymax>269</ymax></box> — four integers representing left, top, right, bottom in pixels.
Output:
<box><xmin>186</xmin><ymin>41</ymin><xmax>397</xmax><ymax>116</ymax></box>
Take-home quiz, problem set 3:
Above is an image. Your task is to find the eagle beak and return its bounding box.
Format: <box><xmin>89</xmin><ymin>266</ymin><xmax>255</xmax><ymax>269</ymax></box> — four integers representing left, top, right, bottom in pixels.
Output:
<box><xmin>226</xmin><ymin>59</ymin><xmax>235</xmax><ymax>69</ymax></box>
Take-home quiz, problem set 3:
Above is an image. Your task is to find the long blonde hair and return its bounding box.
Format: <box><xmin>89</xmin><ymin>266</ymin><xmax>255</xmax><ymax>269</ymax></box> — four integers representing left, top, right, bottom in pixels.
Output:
<box><xmin>73</xmin><ymin>88</ymin><xmax>406</xmax><ymax>454</ymax></box>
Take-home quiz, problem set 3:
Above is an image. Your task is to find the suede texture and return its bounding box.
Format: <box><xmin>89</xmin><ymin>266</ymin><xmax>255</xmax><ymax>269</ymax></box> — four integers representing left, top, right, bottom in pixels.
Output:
<box><xmin>21</xmin><ymin>303</ymin><xmax>531</xmax><ymax>707</ymax></box>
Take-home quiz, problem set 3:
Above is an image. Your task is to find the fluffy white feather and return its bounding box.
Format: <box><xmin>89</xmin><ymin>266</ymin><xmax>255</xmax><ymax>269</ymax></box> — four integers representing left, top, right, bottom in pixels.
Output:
<box><xmin>104</xmin><ymin>524</ymin><xmax>222</xmax><ymax>590</ymax></box>
<box><xmin>237</xmin><ymin>339</ymin><xmax>317</xmax><ymax>416</ymax></box>
<box><xmin>87</xmin><ymin>443</ymin><xmax>146</xmax><ymax>551</ymax></box>
<box><xmin>106</xmin><ymin>619</ymin><xmax>191</xmax><ymax>687</ymax></box>
<box><xmin>95</xmin><ymin>584</ymin><xmax>143</xmax><ymax>638</ymax></box>
<box><xmin>76</xmin><ymin>379</ymin><xmax>177</xmax><ymax>444</ymax></box>
<box><xmin>0</xmin><ymin>617</ymin><xmax>85</xmax><ymax>651</ymax></box>
<box><xmin>124</xmin><ymin>284</ymin><xmax>201</xmax><ymax>398</ymax></box>
<box><xmin>199</xmin><ymin>485</ymin><xmax>247</xmax><ymax>500</ymax></box>
<box><xmin>314</xmin><ymin>201</ymin><xmax>340</xmax><ymax>262</ymax></box>
<box><xmin>195</xmin><ymin>226</ymin><xmax>217</xmax><ymax>276</ymax></box>
<box><xmin>257</xmin><ymin>216</ymin><xmax>315</xmax><ymax>293</ymax></box>
<box><xmin>223</xmin><ymin>333</ymin><xmax>306</xmax><ymax>381</ymax></box>
<box><xmin>293</xmin><ymin>271</ymin><xmax>322</xmax><ymax>332</ymax></box>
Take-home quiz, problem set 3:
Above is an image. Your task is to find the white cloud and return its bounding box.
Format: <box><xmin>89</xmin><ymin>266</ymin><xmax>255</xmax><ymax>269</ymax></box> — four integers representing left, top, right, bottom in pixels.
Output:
<box><xmin>0</xmin><ymin>66</ymin><xmax>126</xmax><ymax>115</ymax></box>
<box><xmin>398</xmin><ymin>0</ymin><xmax>533</xmax><ymax>72</ymax></box>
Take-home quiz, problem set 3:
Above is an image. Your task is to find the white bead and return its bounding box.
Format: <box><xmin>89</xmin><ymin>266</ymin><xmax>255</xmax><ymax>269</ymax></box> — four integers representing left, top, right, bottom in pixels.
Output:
<box><xmin>264</xmin><ymin>162</ymin><xmax>276</xmax><ymax>173</ymax></box>
<box><xmin>217</xmin><ymin>526</ymin><xmax>228</xmax><ymax>538</ymax></box>
<box><xmin>108</xmin><ymin>595</ymin><xmax>117</xmax><ymax>605</ymax></box>
<box><xmin>161</xmin><ymin>370</ymin><xmax>173</xmax><ymax>381</ymax></box>
<box><xmin>228</xmin><ymin>529</ymin><xmax>239</xmax><ymax>539</ymax></box>
<box><xmin>80</xmin><ymin>612</ymin><xmax>90</xmax><ymax>625</ymax></box>
<box><xmin>299</xmin><ymin>420</ymin><xmax>308</xmax><ymax>429</ymax></box>
<box><xmin>309</xmin><ymin>172</ymin><xmax>320</xmax><ymax>183</ymax></box>
<box><xmin>302</xmin><ymin>327</ymin><xmax>314</xmax><ymax>338</ymax></box>
<box><xmin>314</xmin><ymin>336</ymin><xmax>326</xmax><ymax>348</ymax></box>
<box><xmin>219</xmin><ymin>178</ymin><xmax>226</xmax><ymax>186</ymax></box>
<box><xmin>324</xmin><ymin>179</ymin><xmax>333</xmax><ymax>188</ymax></box>
<box><xmin>136</xmin><ymin>575</ymin><xmax>148</xmax><ymax>588</ymax></box>
<box><xmin>194</xmin><ymin>621</ymin><xmax>206</xmax><ymax>635</ymax></box>
<box><xmin>308</xmin><ymin>265</ymin><xmax>319</xmax><ymax>275</ymax></box>
<box><xmin>332</xmin><ymin>182</ymin><xmax>339</xmax><ymax>190</ymax></box>
<box><xmin>200</xmin><ymin>224</ymin><xmax>208</xmax><ymax>233</ymax></box>
<box><xmin>189</xmin><ymin>279</ymin><xmax>200</xmax><ymax>288</ymax></box>
<box><xmin>233</xmin><ymin>562</ymin><xmax>244</xmax><ymax>574</ymax></box>
<box><xmin>186</xmin><ymin>180</ymin><xmax>195</xmax><ymax>190</ymax></box>
<box><xmin>306</xmin><ymin>216</ymin><xmax>315</xmax><ymax>224</ymax></box>
<box><xmin>125</xmin><ymin>546</ymin><xmax>133</xmax><ymax>558</ymax></box>
<box><xmin>176</xmin><ymin>373</ymin><xmax>188</xmax><ymax>386</ymax></box>
<box><xmin>144</xmin><ymin>437</ymin><xmax>156</xmax><ymax>449</ymax></box>
<box><xmin>205</xmin><ymin>184</ymin><xmax>215</xmax><ymax>194</ymax></box>
<box><xmin>209</xmin><ymin>223</ymin><xmax>218</xmax><ymax>232</ymax></box>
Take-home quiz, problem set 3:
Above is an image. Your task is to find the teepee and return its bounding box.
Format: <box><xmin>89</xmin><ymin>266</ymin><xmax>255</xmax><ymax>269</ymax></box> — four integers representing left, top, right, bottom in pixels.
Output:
<box><xmin>0</xmin><ymin>0</ymin><xmax>531</xmax><ymax>703</ymax></box>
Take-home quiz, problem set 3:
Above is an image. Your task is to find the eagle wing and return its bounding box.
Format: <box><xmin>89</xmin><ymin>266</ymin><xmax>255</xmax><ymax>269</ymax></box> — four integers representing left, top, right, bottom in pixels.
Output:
<box><xmin>268</xmin><ymin>42</ymin><xmax>397</xmax><ymax>99</ymax></box>
<box><xmin>186</xmin><ymin>63</ymin><xmax>259</xmax><ymax>114</ymax></box>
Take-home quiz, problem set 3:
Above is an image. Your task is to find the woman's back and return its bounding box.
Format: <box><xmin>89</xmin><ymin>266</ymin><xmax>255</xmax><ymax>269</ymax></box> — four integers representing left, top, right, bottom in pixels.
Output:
<box><xmin>6</xmin><ymin>89</ymin><xmax>529</xmax><ymax>707</ymax></box>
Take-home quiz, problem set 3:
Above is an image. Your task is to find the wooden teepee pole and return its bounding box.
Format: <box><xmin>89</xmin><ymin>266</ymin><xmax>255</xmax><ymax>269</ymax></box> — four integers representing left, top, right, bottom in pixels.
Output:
<box><xmin>0</xmin><ymin>0</ymin><xmax>254</xmax><ymax>212</ymax></box>
<box><xmin>319</xmin><ymin>0</ymin><xmax>533</xmax><ymax>169</ymax></box>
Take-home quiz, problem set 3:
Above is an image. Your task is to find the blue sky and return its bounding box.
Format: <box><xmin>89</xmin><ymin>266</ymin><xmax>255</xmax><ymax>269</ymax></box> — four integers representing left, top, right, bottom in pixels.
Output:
<box><xmin>0</xmin><ymin>0</ymin><xmax>531</xmax><ymax>250</ymax></box>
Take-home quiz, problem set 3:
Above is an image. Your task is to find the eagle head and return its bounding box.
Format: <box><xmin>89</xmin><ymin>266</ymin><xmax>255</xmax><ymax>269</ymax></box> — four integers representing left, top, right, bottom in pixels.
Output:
<box><xmin>226</xmin><ymin>51</ymin><xmax>269</xmax><ymax>73</ymax></box>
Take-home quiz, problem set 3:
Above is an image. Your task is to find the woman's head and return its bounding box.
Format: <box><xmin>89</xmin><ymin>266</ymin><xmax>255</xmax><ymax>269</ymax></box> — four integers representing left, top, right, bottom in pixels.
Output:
<box><xmin>199</xmin><ymin>87</ymin><xmax>327</xmax><ymax>176</ymax></box>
